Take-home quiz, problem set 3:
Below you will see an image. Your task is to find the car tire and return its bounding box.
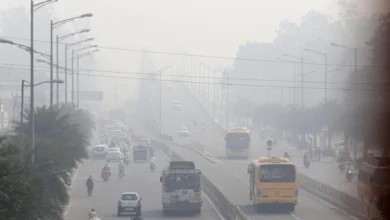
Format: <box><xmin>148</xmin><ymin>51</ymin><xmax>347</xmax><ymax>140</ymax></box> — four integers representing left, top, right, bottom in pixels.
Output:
<box><xmin>117</xmin><ymin>208</ymin><xmax>121</xmax><ymax>217</ymax></box>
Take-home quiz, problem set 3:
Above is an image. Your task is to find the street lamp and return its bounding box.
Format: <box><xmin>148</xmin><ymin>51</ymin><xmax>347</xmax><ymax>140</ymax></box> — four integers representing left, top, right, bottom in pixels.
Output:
<box><xmin>50</xmin><ymin>13</ymin><xmax>93</xmax><ymax>107</ymax></box>
<box><xmin>65</xmin><ymin>38</ymin><xmax>94</xmax><ymax>103</ymax></box>
<box><xmin>20</xmin><ymin>79</ymin><xmax>64</xmax><ymax>150</ymax></box>
<box><xmin>0</xmin><ymin>38</ymin><xmax>50</xmax><ymax>59</ymax></box>
<box><xmin>158</xmin><ymin>66</ymin><xmax>172</xmax><ymax>134</ymax></box>
<box><xmin>305</xmin><ymin>48</ymin><xmax>328</xmax><ymax>102</ymax></box>
<box><xmin>56</xmin><ymin>29</ymin><xmax>90</xmax><ymax>105</ymax></box>
<box><xmin>74</xmin><ymin>49</ymin><xmax>99</xmax><ymax>107</ymax></box>
<box><xmin>29</xmin><ymin>0</ymin><xmax>59</xmax><ymax>165</ymax></box>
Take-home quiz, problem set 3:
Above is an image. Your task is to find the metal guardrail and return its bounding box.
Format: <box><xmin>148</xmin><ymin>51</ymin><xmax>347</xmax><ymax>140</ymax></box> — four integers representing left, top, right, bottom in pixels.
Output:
<box><xmin>299</xmin><ymin>173</ymin><xmax>382</xmax><ymax>220</ymax></box>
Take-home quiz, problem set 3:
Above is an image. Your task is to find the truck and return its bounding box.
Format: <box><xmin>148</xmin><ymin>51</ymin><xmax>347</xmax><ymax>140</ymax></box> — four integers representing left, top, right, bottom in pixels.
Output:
<box><xmin>160</xmin><ymin>161</ymin><xmax>203</xmax><ymax>215</ymax></box>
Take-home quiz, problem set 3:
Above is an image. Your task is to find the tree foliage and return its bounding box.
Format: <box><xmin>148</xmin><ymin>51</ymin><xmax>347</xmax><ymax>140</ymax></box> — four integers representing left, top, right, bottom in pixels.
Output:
<box><xmin>0</xmin><ymin>104</ymin><xmax>95</xmax><ymax>220</ymax></box>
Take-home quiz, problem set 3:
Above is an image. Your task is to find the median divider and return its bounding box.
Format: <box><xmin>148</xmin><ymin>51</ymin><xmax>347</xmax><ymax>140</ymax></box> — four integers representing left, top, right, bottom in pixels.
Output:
<box><xmin>148</xmin><ymin>137</ymin><xmax>249</xmax><ymax>220</ymax></box>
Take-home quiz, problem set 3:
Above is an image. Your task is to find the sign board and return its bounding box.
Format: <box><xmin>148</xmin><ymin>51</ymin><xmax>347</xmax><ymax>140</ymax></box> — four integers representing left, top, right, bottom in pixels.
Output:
<box><xmin>78</xmin><ymin>91</ymin><xmax>103</xmax><ymax>101</ymax></box>
<box><xmin>266</xmin><ymin>140</ymin><xmax>273</xmax><ymax>147</ymax></box>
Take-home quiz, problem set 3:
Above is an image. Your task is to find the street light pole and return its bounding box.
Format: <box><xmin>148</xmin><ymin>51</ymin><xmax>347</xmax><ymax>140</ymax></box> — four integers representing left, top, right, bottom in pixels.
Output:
<box><xmin>56</xmin><ymin>35</ymin><xmax>59</xmax><ymax>104</ymax></box>
<box><xmin>65</xmin><ymin>44</ymin><xmax>68</xmax><ymax>103</ymax></box>
<box><xmin>20</xmin><ymin>80</ymin><xmax>26</xmax><ymax>149</ymax></box>
<box><xmin>72</xmin><ymin>49</ymin><xmax>74</xmax><ymax>103</ymax></box>
<box><xmin>50</xmin><ymin>20</ymin><xmax>54</xmax><ymax>107</ymax></box>
<box><xmin>30</xmin><ymin>0</ymin><xmax>35</xmax><ymax>165</ymax></box>
<box><xmin>77</xmin><ymin>53</ymin><xmax>79</xmax><ymax>107</ymax></box>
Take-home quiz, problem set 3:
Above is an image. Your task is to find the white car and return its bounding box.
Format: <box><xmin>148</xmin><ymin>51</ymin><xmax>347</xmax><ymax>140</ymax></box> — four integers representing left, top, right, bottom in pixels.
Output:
<box><xmin>106</xmin><ymin>148</ymin><xmax>124</xmax><ymax>161</ymax></box>
<box><xmin>117</xmin><ymin>192</ymin><xmax>142</xmax><ymax>216</ymax></box>
<box><xmin>178</xmin><ymin>126</ymin><xmax>190</xmax><ymax>137</ymax></box>
<box><xmin>91</xmin><ymin>145</ymin><xmax>108</xmax><ymax>158</ymax></box>
<box><xmin>140</xmin><ymin>137</ymin><xmax>151</xmax><ymax>147</ymax></box>
<box><xmin>165</xmin><ymin>84</ymin><xmax>173</xmax><ymax>89</ymax></box>
<box><xmin>173</xmin><ymin>101</ymin><xmax>182</xmax><ymax>110</ymax></box>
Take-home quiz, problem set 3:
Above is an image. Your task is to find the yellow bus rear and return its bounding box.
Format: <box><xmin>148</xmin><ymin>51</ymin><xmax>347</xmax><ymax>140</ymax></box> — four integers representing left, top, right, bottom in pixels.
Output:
<box><xmin>248</xmin><ymin>157</ymin><xmax>298</xmax><ymax>212</ymax></box>
<box><xmin>224</xmin><ymin>127</ymin><xmax>251</xmax><ymax>159</ymax></box>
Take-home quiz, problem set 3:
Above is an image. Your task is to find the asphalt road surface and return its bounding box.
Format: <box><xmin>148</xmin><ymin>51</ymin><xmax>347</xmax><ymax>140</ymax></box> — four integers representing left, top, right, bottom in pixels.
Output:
<box><xmin>66</xmin><ymin>148</ymin><xmax>222</xmax><ymax>220</ymax></box>
<box><xmin>130</xmin><ymin>81</ymin><xmax>358</xmax><ymax>220</ymax></box>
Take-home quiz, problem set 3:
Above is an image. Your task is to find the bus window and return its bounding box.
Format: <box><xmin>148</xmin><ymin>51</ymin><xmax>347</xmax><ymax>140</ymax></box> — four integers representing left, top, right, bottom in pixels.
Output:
<box><xmin>259</xmin><ymin>164</ymin><xmax>295</xmax><ymax>183</ymax></box>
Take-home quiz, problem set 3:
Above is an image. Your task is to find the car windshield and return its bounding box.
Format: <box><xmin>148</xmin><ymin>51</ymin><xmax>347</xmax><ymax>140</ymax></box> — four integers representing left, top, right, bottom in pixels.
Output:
<box><xmin>108</xmin><ymin>148</ymin><xmax>120</xmax><ymax>152</ymax></box>
<box><xmin>121</xmin><ymin>194</ymin><xmax>139</xmax><ymax>201</ymax></box>
<box><xmin>173</xmin><ymin>101</ymin><xmax>181</xmax><ymax>105</ymax></box>
<box><xmin>94</xmin><ymin>146</ymin><xmax>105</xmax><ymax>151</ymax></box>
<box><xmin>259</xmin><ymin>164</ymin><xmax>296</xmax><ymax>183</ymax></box>
<box><xmin>180</xmin><ymin>127</ymin><xmax>189</xmax><ymax>131</ymax></box>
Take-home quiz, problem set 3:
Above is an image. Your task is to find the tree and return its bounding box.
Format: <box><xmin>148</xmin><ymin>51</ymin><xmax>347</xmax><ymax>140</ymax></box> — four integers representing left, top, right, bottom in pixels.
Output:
<box><xmin>16</xmin><ymin>104</ymin><xmax>95</xmax><ymax>171</ymax></box>
<box><xmin>0</xmin><ymin>137</ymin><xmax>70</xmax><ymax>220</ymax></box>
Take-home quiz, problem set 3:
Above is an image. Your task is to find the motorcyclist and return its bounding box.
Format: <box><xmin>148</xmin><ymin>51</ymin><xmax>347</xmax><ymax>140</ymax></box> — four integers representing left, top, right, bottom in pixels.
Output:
<box><xmin>101</xmin><ymin>164</ymin><xmax>110</xmax><ymax>179</ymax></box>
<box><xmin>150</xmin><ymin>156</ymin><xmax>156</xmax><ymax>170</ymax></box>
<box><xmin>88</xmin><ymin>209</ymin><xmax>97</xmax><ymax>219</ymax></box>
<box><xmin>118</xmin><ymin>160</ymin><xmax>125</xmax><ymax>177</ymax></box>
<box><xmin>86</xmin><ymin>175</ymin><xmax>94</xmax><ymax>197</ymax></box>
<box><xmin>303</xmin><ymin>152</ymin><xmax>310</xmax><ymax>166</ymax></box>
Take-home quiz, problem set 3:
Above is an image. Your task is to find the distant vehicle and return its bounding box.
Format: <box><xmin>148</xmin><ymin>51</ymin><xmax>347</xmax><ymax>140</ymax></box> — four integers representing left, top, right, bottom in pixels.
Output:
<box><xmin>212</xmin><ymin>117</ymin><xmax>218</xmax><ymax>124</ymax></box>
<box><xmin>166</xmin><ymin>84</ymin><xmax>173</xmax><ymax>89</ymax></box>
<box><xmin>106</xmin><ymin>148</ymin><xmax>124</xmax><ymax>162</ymax></box>
<box><xmin>160</xmin><ymin>161</ymin><xmax>202</xmax><ymax>215</ymax></box>
<box><xmin>117</xmin><ymin>192</ymin><xmax>142</xmax><ymax>216</ymax></box>
<box><xmin>140</xmin><ymin>138</ymin><xmax>152</xmax><ymax>147</ymax></box>
<box><xmin>133</xmin><ymin>145</ymin><xmax>148</xmax><ymax>163</ymax></box>
<box><xmin>225</xmin><ymin>127</ymin><xmax>251</xmax><ymax>159</ymax></box>
<box><xmin>248</xmin><ymin>157</ymin><xmax>298</xmax><ymax>212</ymax></box>
<box><xmin>92</xmin><ymin>145</ymin><xmax>108</xmax><ymax>158</ymax></box>
<box><xmin>173</xmin><ymin>101</ymin><xmax>182</xmax><ymax>110</ymax></box>
<box><xmin>178</xmin><ymin>127</ymin><xmax>190</xmax><ymax>137</ymax></box>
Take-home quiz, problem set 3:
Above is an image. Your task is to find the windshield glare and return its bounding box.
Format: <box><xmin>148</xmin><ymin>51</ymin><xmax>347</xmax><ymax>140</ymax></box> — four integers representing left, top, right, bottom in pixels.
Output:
<box><xmin>259</xmin><ymin>164</ymin><xmax>296</xmax><ymax>183</ymax></box>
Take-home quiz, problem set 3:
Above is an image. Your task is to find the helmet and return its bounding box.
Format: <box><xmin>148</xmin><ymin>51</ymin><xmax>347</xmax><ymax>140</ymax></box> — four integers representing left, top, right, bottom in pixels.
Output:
<box><xmin>91</xmin><ymin>208</ymin><xmax>95</xmax><ymax>211</ymax></box>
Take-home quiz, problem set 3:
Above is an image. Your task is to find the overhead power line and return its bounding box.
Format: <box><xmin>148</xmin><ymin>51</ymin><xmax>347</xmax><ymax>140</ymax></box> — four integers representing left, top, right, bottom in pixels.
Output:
<box><xmin>0</xmin><ymin>63</ymin><xmax>387</xmax><ymax>86</ymax></box>
<box><xmin>0</xmin><ymin>65</ymin><xmax>388</xmax><ymax>92</ymax></box>
<box><xmin>0</xmin><ymin>35</ymin><xmax>384</xmax><ymax>69</ymax></box>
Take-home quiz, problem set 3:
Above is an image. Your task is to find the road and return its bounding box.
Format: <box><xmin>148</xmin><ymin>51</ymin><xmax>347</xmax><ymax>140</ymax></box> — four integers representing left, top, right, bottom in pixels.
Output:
<box><xmin>158</xmin><ymin>82</ymin><xmax>357</xmax><ymax>198</ymax></box>
<box><xmin>129</xmin><ymin>80</ymin><xmax>358</xmax><ymax>220</ymax></box>
<box><xmin>66</xmin><ymin>147</ymin><xmax>222</xmax><ymax>220</ymax></box>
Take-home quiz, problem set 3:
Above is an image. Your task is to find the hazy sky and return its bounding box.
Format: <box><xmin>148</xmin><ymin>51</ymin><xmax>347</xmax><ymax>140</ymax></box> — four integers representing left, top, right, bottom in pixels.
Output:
<box><xmin>1</xmin><ymin>0</ymin><xmax>340</xmax><ymax>62</ymax></box>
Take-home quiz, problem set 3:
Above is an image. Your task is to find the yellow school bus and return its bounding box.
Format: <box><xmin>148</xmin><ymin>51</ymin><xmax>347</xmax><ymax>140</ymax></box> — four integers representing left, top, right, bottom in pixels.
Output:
<box><xmin>247</xmin><ymin>157</ymin><xmax>298</xmax><ymax>212</ymax></box>
<box><xmin>224</xmin><ymin>127</ymin><xmax>251</xmax><ymax>159</ymax></box>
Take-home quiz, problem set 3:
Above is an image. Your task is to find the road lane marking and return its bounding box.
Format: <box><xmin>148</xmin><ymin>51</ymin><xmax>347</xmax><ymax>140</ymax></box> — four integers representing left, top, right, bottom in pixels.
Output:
<box><xmin>204</xmin><ymin>193</ymin><xmax>225</xmax><ymax>220</ymax></box>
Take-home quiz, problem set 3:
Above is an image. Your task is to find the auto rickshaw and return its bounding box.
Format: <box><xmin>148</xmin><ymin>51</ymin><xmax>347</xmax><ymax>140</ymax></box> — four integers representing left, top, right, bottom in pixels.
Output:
<box><xmin>133</xmin><ymin>144</ymin><xmax>148</xmax><ymax>163</ymax></box>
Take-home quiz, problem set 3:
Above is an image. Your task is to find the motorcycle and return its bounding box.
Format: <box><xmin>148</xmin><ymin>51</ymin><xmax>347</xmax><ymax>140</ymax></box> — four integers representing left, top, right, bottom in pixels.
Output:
<box><xmin>346</xmin><ymin>169</ymin><xmax>353</xmax><ymax>182</ymax></box>
<box><xmin>102</xmin><ymin>171</ymin><xmax>111</xmax><ymax>181</ymax></box>
<box><xmin>304</xmin><ymin>157</ymin><xmax>310</xmax><ymax>168</ymax></box>
<box><xmin>338</xmin><ymin>163</ymin><xmax>346</xmax><ymax>173</ymax></box>
<box><xmin>150</xmin><ymin>162</ymin><xmax>156</xmax><ymax>172</ymax></box>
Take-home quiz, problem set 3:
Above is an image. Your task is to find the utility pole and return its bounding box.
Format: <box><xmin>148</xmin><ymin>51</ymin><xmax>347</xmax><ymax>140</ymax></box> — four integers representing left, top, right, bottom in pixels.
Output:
<box><xmin>64</xmin><ymin>44</ymin><xmax>68</xmax><ymax>103</ymax></box>
<box><xmin>226</xmin><ymin>70</ymin><xmax>229</xmax><ymax>130</ymax></box>
<box><xmin>301</xmin><ymin>57</ymin><xmax>304</xmax><ymax>108</ymax></box>
<box><xmin>293</xmin><ymin>62</ymin><xmax>296</xmax><ymax>105</ymax></box>
<box><xmin>56</xmin><ymin>35</ymin><xmax>59</xmax><ymax>105</ymax></box>
<box><xmin>324</xmin><ymin>54</ymin><xmax>328</xmax><ymax>102</ymax></box>
<box><xmin>213</xmin><ymin>69</ymin><xmax>216</xmax><ymax>118</ymax></box>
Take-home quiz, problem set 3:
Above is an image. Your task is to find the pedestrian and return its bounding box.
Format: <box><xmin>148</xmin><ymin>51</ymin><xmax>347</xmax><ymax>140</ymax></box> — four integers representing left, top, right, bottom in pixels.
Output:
<box><xmin>86</xmin><ymin>175</ymin><xmax>94</xmax><ymax>197</ymax></box>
